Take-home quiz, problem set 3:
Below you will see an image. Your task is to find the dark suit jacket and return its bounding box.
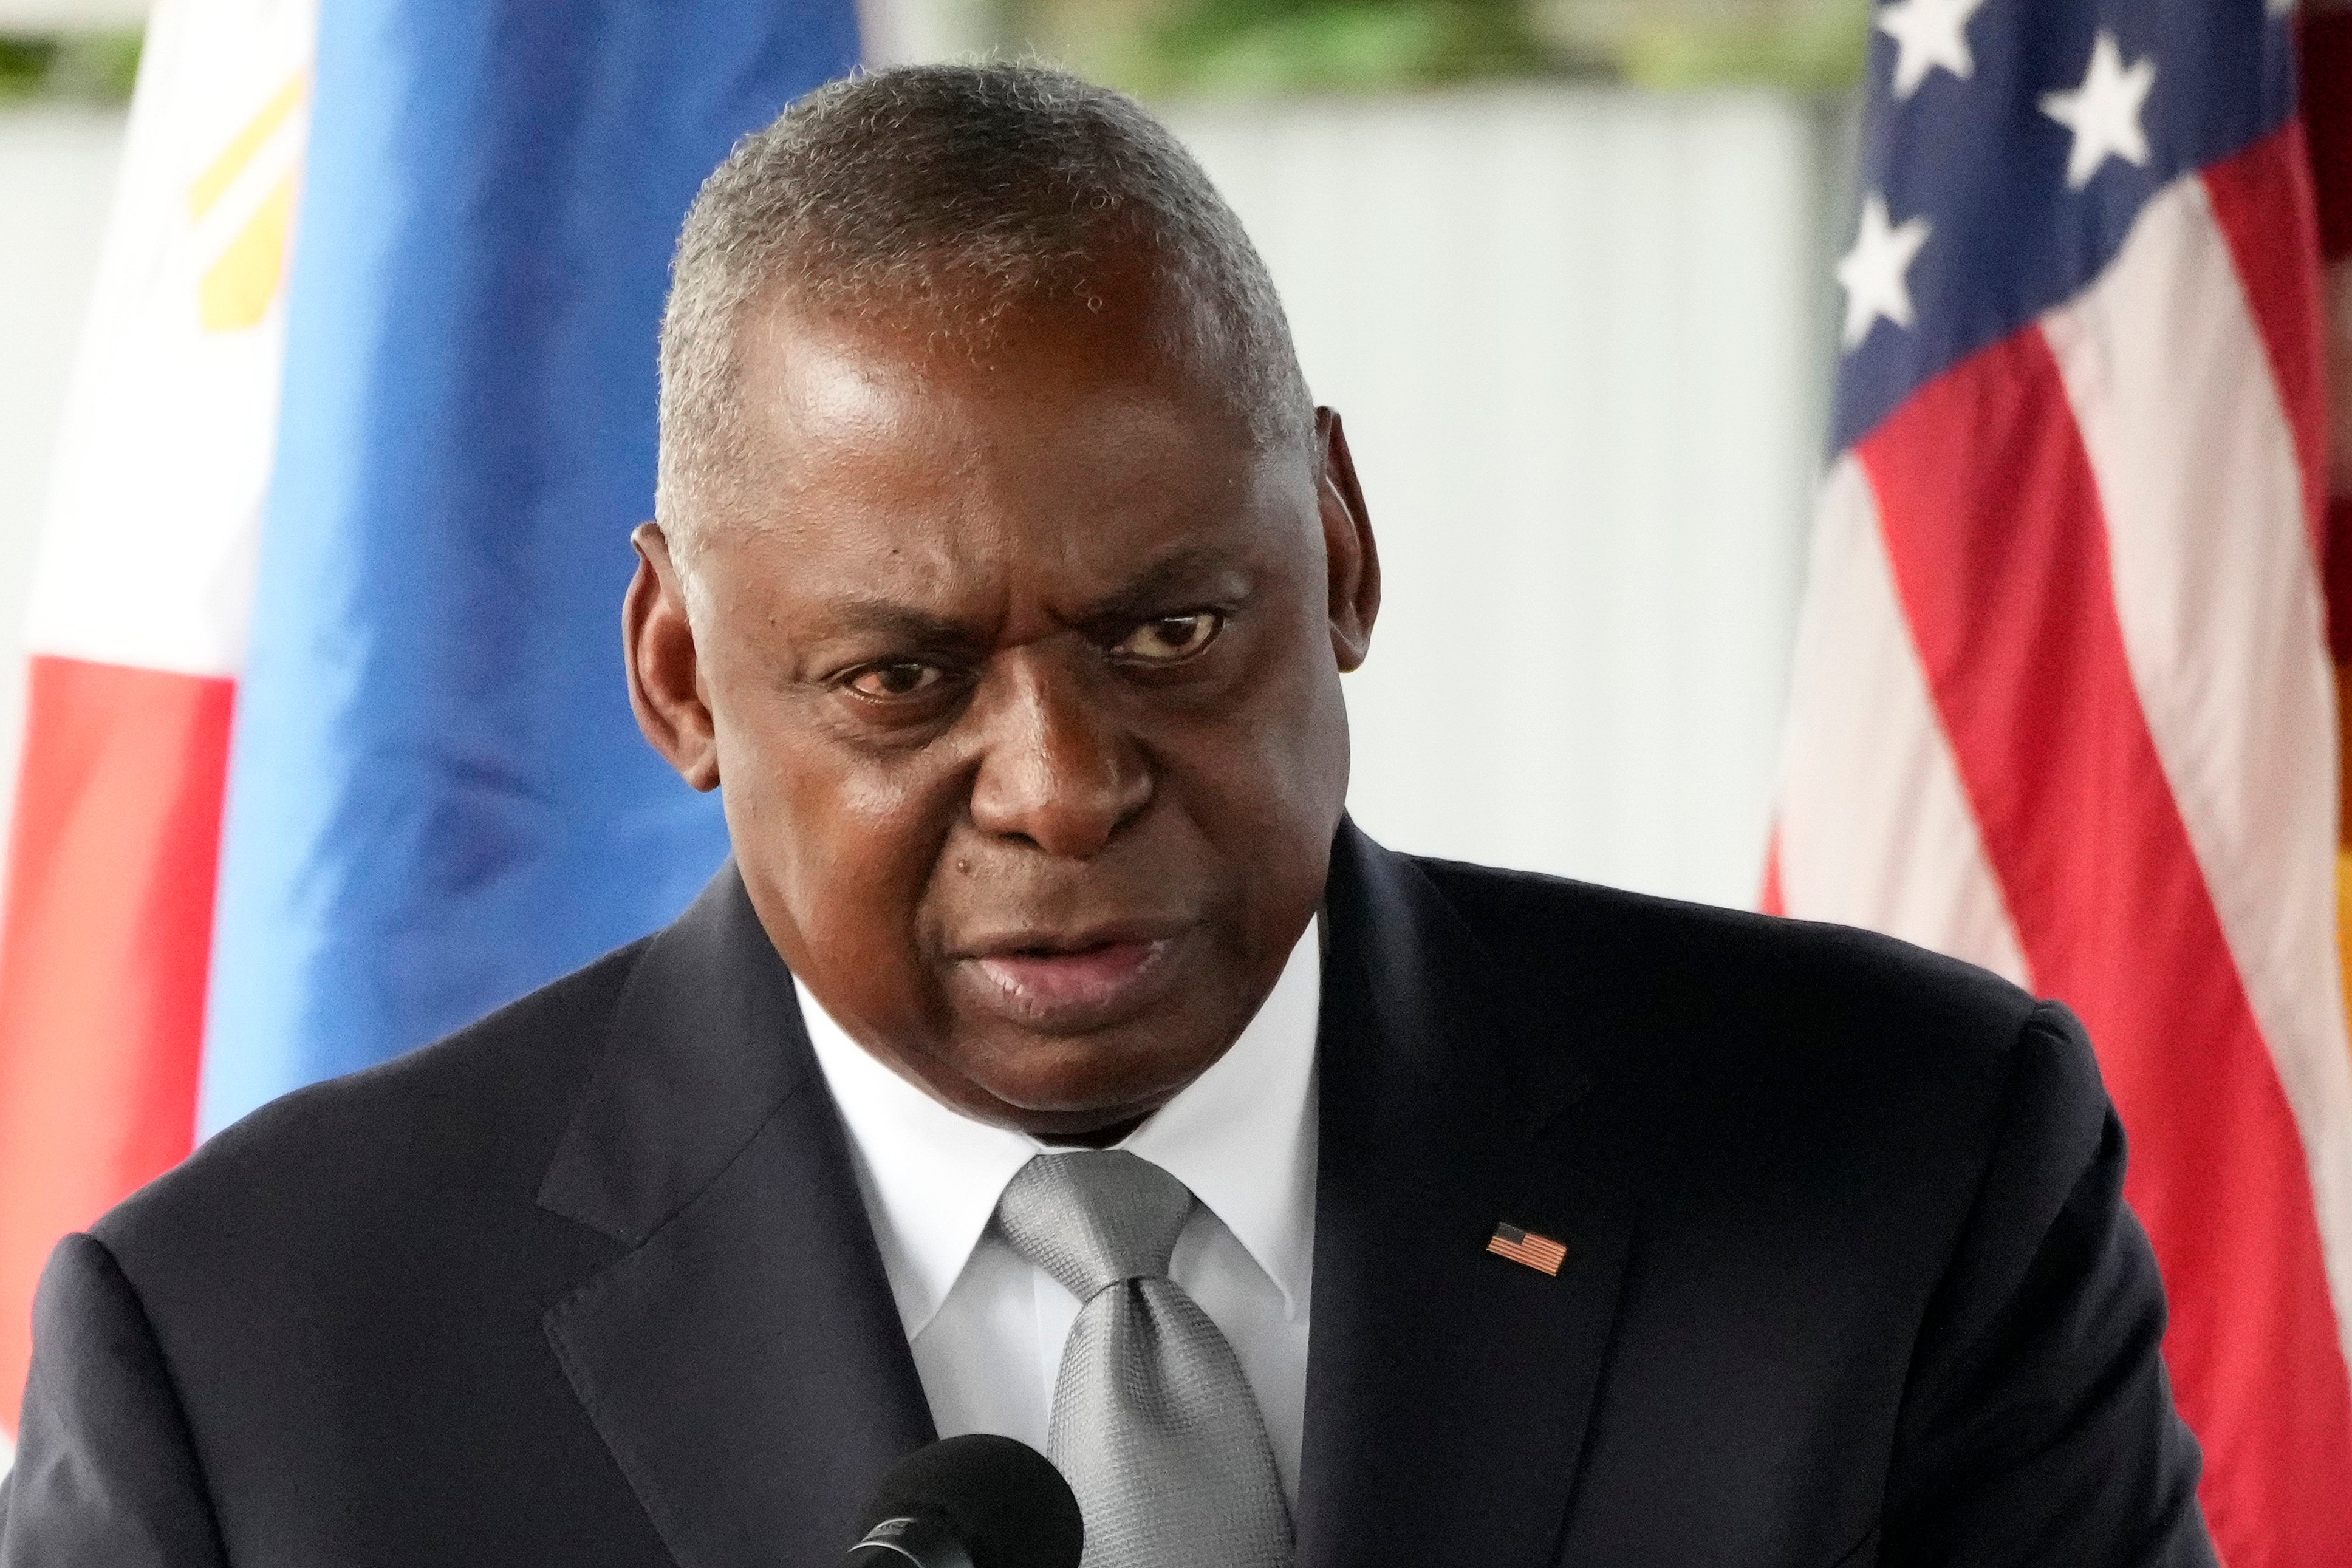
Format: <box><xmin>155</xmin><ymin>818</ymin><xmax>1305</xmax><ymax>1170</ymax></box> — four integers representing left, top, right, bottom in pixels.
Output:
<box><xmin>1</xmin><ymin>824</ymin><xmax>2213</xmax><ymax>1567</ymax></box>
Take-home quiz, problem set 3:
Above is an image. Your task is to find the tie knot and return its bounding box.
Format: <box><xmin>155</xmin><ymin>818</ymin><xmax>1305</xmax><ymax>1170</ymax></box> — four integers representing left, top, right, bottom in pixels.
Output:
<box><xmin>996</xmin><ymin>1150</ymin><xmax>1196</xmax><ymax>1300</ymax></box>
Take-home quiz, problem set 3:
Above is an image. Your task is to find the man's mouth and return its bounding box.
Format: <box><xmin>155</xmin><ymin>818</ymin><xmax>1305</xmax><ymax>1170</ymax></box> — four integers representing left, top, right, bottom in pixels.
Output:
<box><xmin>960</xmin><ymin>928</ymin><xmax>1183</xmax><ymax>1028</ymax></box>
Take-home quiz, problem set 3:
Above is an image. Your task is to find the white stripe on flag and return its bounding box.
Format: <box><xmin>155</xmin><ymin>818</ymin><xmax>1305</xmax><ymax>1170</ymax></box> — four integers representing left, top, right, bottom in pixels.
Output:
<box><xmin>22</xmin><ymin>0</ymin><xmax>312</xmax><ymax>677</ymax></box>
<box><xmin>1775</xmin><ymin>456</ymin><xmax>2030</xmax><ymax>984</ymax></box>
<box><xmin>2042</xmin><ymin>172</ymin><xmax>2352</xmax><ymax>1368</ymax></box>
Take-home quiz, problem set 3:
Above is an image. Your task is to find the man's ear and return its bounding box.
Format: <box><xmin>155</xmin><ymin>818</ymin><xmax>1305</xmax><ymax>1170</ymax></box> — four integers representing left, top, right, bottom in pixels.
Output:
<box><xmin>624</xmin><ymin>522</ymin><xmax>720</xmax><ymax>791</ymax></box>
<box><xmin>1316</xmin><ymin>407</ymin><xmax>1381</xmax><ymax>672</ymax></box>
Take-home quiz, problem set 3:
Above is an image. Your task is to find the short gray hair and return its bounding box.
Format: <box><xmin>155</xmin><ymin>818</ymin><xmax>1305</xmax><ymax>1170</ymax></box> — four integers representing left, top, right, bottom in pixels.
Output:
<box><xmin>655</xmin><ymin>63</ymin><xmax>1314</xmax><ymax>537</ymax></box>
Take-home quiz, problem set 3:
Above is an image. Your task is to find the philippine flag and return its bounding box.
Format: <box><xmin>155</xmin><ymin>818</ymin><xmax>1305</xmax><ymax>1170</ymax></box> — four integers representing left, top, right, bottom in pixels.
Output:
<box><xmin>0</xmin><ymin>0</ymin><xmax>863</xmax><ymax>1462</ymax></box>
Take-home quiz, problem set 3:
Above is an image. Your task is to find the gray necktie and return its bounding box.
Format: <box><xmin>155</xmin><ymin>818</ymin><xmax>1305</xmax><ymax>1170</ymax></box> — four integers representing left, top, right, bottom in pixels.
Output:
<box><xmin>995</xmin><ymin>1150</ymin><xmax>1293</xmax><ymax>1568</ymax></box>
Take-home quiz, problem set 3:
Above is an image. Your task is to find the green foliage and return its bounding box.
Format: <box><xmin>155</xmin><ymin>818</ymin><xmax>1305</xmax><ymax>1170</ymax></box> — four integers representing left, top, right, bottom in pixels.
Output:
<box><xmin>1138</xmin><ymin>0</ymin><xmax>1580</xmax><ymax>96</ymax></box>
<box><xmin>0</xmin><ymin>32</ymin><xmax>142</xmax><ymax>105</ymax></box>
<box><xmin>1002</xmin><ymin>0</ymin><xmax>1871</xmax><ymax>97</ymax></box>
<box><xmin>1612</xmin><ymin>1</ymin><xmax>1870</xmax><ymax>92</ymax></box>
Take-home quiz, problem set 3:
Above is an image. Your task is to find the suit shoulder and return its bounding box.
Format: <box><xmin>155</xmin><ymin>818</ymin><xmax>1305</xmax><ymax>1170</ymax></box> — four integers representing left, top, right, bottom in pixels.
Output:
<box><xmin>1406</xmin><ymin>853</ymin><xmax>2040</xmax><ymax>1060</ymax></box>
<box><xmin>1398</xmin><ymin>856</ymin><xmax>2089</xmax><ymax>1262</ymax></box>
<box><xmin>95</xmin><ymin>937</ymin><xmax>651</xmax><ymax>1258</ymax></box>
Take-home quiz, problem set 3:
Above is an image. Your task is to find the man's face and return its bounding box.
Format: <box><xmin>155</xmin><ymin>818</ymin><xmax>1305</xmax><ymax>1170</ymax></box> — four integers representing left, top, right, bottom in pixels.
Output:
<box><xmin>625</xmin><ymin>272</ymin><xmax>1379</xmax><ymax>1138</ymax></box>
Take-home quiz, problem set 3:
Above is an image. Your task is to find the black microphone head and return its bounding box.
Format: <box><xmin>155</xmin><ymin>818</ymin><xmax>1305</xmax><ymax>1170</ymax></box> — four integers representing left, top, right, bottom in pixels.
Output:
<box><xmin>851</xmin><ymin>1434</ymin><xmax>1082</xmax><ymax>1568</ymax></box>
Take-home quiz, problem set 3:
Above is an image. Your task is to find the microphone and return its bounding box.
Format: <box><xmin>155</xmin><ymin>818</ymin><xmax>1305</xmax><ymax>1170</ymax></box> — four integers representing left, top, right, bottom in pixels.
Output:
<box><xmin>840</xmin><ymin>1434</ymin><xmax>1084</xmax><ymax>1568</ymax></box>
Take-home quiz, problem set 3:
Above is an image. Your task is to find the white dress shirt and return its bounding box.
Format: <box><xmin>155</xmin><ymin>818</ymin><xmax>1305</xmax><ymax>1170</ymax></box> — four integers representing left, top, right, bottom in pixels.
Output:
<box><xmin>796</xmin><ymin>922</ymin><xmax>1320</xmax><ymax>1502</ymax></box>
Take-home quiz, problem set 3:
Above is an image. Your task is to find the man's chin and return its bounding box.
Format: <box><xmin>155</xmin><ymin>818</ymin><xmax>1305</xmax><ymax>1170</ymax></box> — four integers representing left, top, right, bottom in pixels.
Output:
<box><xmin>946</xmin><ymin>1014</ymin><xmax>1242</xmax><ymax>1137</ymax></box>
<box><xmin>966</xmin><ymin>1060</ymin><xmax>1206</xmax><ymax>1143</ymax></box>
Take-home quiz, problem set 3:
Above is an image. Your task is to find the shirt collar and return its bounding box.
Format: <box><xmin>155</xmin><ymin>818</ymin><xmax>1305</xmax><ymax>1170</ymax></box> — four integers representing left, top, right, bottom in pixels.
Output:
<box><xmin>798</xmin><ymin>919</ymin><xmax>1322</xmax><ymax>1339</ymax></box>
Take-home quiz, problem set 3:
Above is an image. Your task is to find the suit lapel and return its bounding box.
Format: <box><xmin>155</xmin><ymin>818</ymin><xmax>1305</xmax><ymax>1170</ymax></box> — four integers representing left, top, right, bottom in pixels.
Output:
<box><xmin>538</xmin><ymin>867</ymin><xmax>934</xmax><ymax>1568</ymax></box>
<box><xmin>1297</xmin><ymin>825</ymin><xmax>1632</xmax><ymax>1568</ymax></box>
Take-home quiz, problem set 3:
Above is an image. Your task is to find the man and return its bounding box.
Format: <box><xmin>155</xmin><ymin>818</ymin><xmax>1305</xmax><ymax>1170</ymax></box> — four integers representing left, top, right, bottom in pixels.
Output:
<box><xmin>1</xmin><ymin>64</ymin><xmax>2211</xmax><ymax>1568</ymax></box>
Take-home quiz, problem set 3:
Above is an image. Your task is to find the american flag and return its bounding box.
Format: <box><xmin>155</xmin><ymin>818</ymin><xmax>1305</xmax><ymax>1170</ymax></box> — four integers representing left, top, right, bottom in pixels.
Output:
<box><xmin>1768</xmin><ymin>0</ymin><xmax>2352</xmax><ymax>1558</ymax></box>
<box><xmin>1486</xmin><ymin>1222</ymin><xmax>1570</xmax><ymax>1276</ymax></box>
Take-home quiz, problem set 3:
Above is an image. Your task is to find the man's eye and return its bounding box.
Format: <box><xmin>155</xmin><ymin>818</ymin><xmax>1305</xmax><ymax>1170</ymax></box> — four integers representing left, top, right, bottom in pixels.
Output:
<box><xmin>847</xmin><ymin>662</ymin><xmax>944</xmax><ymax>698</ymax></box>
<box><xmin>1111</xmin><ymin>612</ymin><xmax>1222</xmax><ymax>664</ymax></box>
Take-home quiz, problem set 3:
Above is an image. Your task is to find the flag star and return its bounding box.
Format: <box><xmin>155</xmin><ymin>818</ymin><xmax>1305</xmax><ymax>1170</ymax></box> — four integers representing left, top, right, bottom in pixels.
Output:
<box><xmin>2040</xmin><ymin>32</ymin><xmax>2157</xmax><ymax>189</ymax></box>
<box><xmin>1877</xmin><ymin>0</ymin><xmax>1989</xmax><ymax>100</ymax></box>
<box><xmin>1836</xmin><ymin>193</ymin><xmax>1932</xmax><ymax>349</ymax></box>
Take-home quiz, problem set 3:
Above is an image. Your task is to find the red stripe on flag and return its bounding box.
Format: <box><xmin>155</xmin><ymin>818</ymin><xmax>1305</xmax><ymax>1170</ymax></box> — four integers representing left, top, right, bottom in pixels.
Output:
<box><xmin>2203</xmin><ymin>124</ymin><xmax>2331</xmax><ymax>572</ymax></box>
<box><xmin>1858</xmin><ymin>329</ymin><xmax>2352</xmax><ymax>1563</ymax></box>
<box><xmin>0</xmin><ymin>656</ymin><xmax>233</xmax><ymax>1432</ymax></box>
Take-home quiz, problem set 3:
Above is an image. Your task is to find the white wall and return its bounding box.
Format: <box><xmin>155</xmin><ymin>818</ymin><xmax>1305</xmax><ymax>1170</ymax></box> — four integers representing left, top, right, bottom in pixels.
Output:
<box><xmin>1171</xmin><ymin>89</ymin><xmax>1830</xmax><ymax>907</ymax></box>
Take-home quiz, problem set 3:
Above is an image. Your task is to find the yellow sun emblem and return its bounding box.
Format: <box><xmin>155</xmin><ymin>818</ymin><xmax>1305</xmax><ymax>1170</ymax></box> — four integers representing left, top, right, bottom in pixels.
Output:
<box><xmin>188</xmin><ymin>70</ymin><xmax>306</xmax><ymax>333</ymax></box>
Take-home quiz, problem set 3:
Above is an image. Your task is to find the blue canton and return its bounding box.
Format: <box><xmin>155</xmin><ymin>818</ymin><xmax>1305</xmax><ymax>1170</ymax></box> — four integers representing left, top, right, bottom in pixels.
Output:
<box><xmin>1833</xmin><ymin>0</ymin><xmax>2299</xmax><ymax>455</ymax></box>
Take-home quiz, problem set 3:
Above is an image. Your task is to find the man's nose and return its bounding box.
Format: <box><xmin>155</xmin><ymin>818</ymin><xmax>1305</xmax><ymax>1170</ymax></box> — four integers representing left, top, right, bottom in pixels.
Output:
<box><xmin>967</xmin><ymin>650</ymin><xmax>1152</xmax><ymax>859</ymax></box>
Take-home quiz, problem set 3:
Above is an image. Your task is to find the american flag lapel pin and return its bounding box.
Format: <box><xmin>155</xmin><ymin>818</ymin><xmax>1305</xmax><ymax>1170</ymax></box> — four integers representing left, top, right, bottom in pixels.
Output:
<box><xmin>1486</xmin><ymin>1221</ymin><xmax>1568</xmax><ymax>1276</ymax></box>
